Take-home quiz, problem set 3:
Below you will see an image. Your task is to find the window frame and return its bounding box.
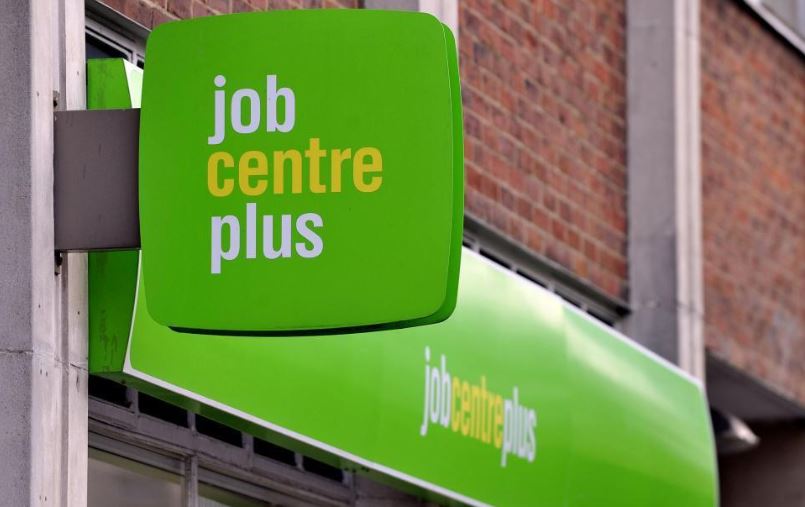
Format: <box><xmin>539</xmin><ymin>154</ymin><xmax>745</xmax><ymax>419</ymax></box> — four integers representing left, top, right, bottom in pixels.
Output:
<box><xmin>743</xmin><ymin>0</ymin><xmax>805</xmax><ymax>54</ymax></box>
<box><xmin>86</xmin><ymin>17</ymin><xmax>145</xmax><ymax>66</ymax></box>
<box><xmin>89</xmin><ymin>398</ymin><xmax>353</xmax><ymax>507</ymax></box>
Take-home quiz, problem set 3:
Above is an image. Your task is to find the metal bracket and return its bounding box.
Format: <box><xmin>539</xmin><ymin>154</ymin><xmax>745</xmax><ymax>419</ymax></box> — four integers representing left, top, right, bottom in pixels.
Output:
<box><xmin>54</xmin><ymin>109</ymin><xmax>141</xmax><ymax>251</ymax></box>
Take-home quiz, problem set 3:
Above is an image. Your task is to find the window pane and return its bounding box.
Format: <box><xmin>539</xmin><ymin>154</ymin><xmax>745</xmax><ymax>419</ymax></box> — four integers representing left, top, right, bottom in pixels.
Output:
<box><xmin>85</xmin><ymin>33</ymin><xmax>129</xmax><ymax>60</ymax></box>
<box><xmin>199</xmin><ymin>483</ymin><xmax>271</xmax><ymax>507</ymax></box>
<box><xmin>88</xmin><ymin>448</ymin><xmax>183</xmax><ymax>507</ymax></box>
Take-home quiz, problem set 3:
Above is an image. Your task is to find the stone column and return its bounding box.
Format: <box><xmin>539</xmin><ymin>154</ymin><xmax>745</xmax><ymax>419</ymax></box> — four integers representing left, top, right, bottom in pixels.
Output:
<box><xmin>0</xmin><ymin>1</ymin><xmax>87</xmax><ymax>505</ymax></box>
<box><xmin>625</xmin><ymin>0</ymin><xmax>705</xmax><ymax>378</ymax></box>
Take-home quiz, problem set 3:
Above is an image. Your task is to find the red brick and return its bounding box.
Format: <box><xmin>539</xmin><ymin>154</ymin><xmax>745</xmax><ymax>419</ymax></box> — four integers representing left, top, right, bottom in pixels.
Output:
<box><xmin>166</xmin><ymin>0</ymin><xmax>191</xmax><ymax>17</ymax></box>
<box><xmin>153</xmin><ymin>9</ymin><xmax>178</xmax><ymax>27</ymax></box>
<box><xmin>192</xmin><ymin>1</ymin><xmax>215</xmax><ymax>16</ymax></box>
<box><xmin>204</xmin><ymin>0</ymin><xmax>230</xmax><ymax>13</ymax></box>
<box><xmin>232</xmin><ymin>0</ymin><xmax>263</xmax><ymax>12</ymax></box>
<box><xmin>701</xmin><ymin>0</ymin><xmax>805</xmax><ymax>403</ymax></box>
<box><xmin>99</xmin><ymin>0</ymin><xmax>127</xmax><ymax>12</ymax></box>
<box><xmin>123</xmin><ymin>0</ymin><xmax>156</xmax><ymax>28</ymax></box>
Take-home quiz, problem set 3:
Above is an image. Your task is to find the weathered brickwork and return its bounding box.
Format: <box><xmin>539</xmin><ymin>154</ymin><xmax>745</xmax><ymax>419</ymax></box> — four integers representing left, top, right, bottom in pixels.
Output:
<box><xmin>459</xmin><ymin>0</ymin><xmax>628</xmax><ymax>300</ymax></box>
<box><xmin>701</xmin><ymin>0</ymin><xmax>805</xmax><ymax>402</ymax></box>
<box><xmin>97</xmin><ymin>0</ymin><xmax>357</xmax><ymax>29</ymax></box>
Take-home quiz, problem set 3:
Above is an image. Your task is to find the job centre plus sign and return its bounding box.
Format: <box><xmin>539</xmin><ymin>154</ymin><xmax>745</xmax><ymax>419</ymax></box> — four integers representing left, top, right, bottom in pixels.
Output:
<box><xmin>137</xmin><ymin>10</ymin><xmax>462</xmax><ymax>332</ymax></box>
<box><xmin>205</xmin><ymin>74</ymin><xmax>384</xmax><ymax>274</ymax></box>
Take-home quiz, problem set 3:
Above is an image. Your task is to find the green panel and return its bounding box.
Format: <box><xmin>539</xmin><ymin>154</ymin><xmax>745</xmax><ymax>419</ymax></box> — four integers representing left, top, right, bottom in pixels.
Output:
<box><xmin>440</xmin><ymin>22</ymin><xmax>465</xmax><ymax>324</ymax></box>
<box><xmin>88</xmin><ymin>249</ymin><xmax>139</xmax><ymax>374</ymax></box>
<box><xmin>138</xmin><ymin>11</ymin><xmax>463</xmax><ymax>332</ymax></box>
<box><xmin>87</xmin><ymin>30</ymin><xmax>716</xmax><ymax>507</ymax></box>
<box><xmin>92</xmin><ymin>249</ymin><xmax>716</xmax><ymax>506</ymax></box>
<box><xmin>87</xmin><ymin>59</ymin><xmax>142</xmax><ymax>374</ymax></box>
<box><xmin>87</xmin><ymin>59</ymin><xmax>141</xmax><ymax>110</ymax></box>
<box><xmin>131</xmin><ymin>250</ymin><xmax>568</xmax><ymax>506</ymax></box>
<box><xmin>564</xmin><ymin>308</ymin><xmax>717</xmax><ymax>506</ymax></box>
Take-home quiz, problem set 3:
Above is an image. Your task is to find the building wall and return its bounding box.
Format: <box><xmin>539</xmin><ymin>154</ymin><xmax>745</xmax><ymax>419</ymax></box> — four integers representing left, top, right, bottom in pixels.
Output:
<box><xmin>701</xmin><ymin>0</ymin><xmax>805</xmax><ymax>402</ymax></box>
<box><xmin>460</xmin><ymin>0</ymin><xmax>628</xmax><ymax>300</ymax></box>
<box><xmin>95</xmin><ymin>1</ymin><xmax>804</xmax><ymax>398</ymax></box>
<box><xmin>98</xmin><ymin>0</ymin><xmax>630</xmax><ymax>302</ymax></box>
<box><xmin>97</xmin><ymin>0</ymin><xmax>357</xmax><ymax>28</ymax></box>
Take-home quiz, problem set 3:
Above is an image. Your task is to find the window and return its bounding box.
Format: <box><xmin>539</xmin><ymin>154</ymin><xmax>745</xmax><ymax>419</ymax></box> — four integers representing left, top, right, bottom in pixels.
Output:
<box><xmin>199</xmin><ymin>484</ymin><xmax>270</xmax><ymax>507</ymax></box>
<box><xmin>86</xmin><ymin>431</ymin><xmax>343</xmax><ymax>507</ymax></box>
<box><xmin>86</xmin><ymin>17</ymin><xmax>145</xmax><ymax>67</ymax></box>
<box><xmin>89</xmin><ymin>449</ymin><xmax>183</xmax><ymax>507</ymax></box>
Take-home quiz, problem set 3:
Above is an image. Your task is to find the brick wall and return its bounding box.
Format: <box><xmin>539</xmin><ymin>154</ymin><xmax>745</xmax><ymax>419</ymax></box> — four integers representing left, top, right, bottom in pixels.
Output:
<box><xmin>701</xmin><ymin>0</ymin><xmax>805</xmax><ymax>402</ymax></box>
<box><xmin>460</xmin><ymin>0</ymin><xmax>628</xmax><ymax>300</ymax></box>
<box><xmin>97</xmin><ymin>0</ymin><xmax>357</xmax><ymax>29</ymax></box>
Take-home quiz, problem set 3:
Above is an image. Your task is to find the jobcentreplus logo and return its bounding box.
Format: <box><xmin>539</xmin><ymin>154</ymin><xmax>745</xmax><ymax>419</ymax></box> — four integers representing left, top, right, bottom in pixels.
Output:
<box><xmin>205</xmin><ymin>74</ymin><xmax>384</xmax><ymax>274</ymax></box>
<box><xmin>419</xmin><ymin>347</ymin><xmax>538</xmax><ymax>467</ymax></box>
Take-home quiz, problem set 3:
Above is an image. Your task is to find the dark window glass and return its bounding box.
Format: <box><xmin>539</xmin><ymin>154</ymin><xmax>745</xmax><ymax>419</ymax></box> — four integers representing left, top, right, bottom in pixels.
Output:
<box><xmin>139</xmin><ymin>392</ymin><xmax>190</xmax><ymax>428</ymax></box>
<box><xmin>253</xmin><ymin>438</ymin><xmax>297</xmax><ymax>467</ymax></box>
<box><xmin>196</xmin><ymin>415</ymin><xmax>243</xmax><ymax>447</ymax></box>
<box><xmin>86</xmin><ymin>33</ymin><xmax>128</xmax><ymax>60</ymax></box>
<box><xmin>301</xmin><ymin>456</ymin><xmax>343</xmax><ymax>483</ymax></box>
<box><xmin>88</xmin><ymin>375</ymin><xmax>130</xmax><ymax>407</ymax></box>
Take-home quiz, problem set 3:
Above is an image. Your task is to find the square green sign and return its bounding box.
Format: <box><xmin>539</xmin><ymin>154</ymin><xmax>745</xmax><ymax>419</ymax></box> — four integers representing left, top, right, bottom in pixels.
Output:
<box><xmin>139</xmin><ymin>10</ymin><xmax>463</xmax><ymax>332</ymax></box>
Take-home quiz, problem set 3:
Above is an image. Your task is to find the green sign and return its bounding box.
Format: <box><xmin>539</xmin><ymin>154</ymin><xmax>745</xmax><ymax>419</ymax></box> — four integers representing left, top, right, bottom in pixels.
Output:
<box><xmin>91</xmin><ymin>49</ymin><xmax>716</xmax><ymax>507</ymax></box>
<box><xmin>91</xmin><ymin>247</ymin><xmax>716</xmax><ymax>507</ymax></box>
<box><xmin>138</xmin><ymin>11</ymin><xmax>463</xmax><ymax>332</ymax></box>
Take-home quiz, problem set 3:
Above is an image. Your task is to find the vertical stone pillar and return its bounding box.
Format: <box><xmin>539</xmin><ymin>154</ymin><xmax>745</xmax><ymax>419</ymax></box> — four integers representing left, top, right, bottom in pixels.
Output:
<box><xmin>0</xmin><ymin>1</ymin><xmax>87</xmax><ymax>505</ymax></box>
<box><xmin>625</xmin><ymin>0</ymin><xmax>705</xmax><ymax>378</ymax></box>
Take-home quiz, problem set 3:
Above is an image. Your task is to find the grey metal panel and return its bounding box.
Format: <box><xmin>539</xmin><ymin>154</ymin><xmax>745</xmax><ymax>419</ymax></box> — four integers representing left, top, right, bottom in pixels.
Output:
<box><xmin>363</xmin><ymin>0</ymin><xmax>419</xmax><ymax>10</ymax></box>
<box><xmin>54</xmin><ymin>109</ymin><xmax>141</xmax><ymax>250</ymax></box>
<box><xmin>86</xmin><ymin>0</ymin><xmax>150</xmax><ymax>43</ymax></box>
<box><xmin>706</xmin><ymin>353</ymin><xmax>805</xmax><ymax>422</ymax></box>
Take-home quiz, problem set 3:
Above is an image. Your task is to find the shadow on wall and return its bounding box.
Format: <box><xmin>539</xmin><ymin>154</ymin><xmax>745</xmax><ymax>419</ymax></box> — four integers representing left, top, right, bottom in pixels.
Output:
<box><xmin>719</xmin><ymin>421</ymin><xmax>805</xmax><ymax>507</ymax></box>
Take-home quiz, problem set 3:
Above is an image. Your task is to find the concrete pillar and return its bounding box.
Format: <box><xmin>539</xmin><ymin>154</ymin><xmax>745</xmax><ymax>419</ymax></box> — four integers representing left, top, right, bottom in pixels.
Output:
<box><xmin>625</xmin><ymin>0</ymin><xmax>705</xmax><ymax>379</ymax></box>
<box><xmin>0</xmin><ymin>1</ymin><xmax>87</xmax><ymax>506</ymax></box>
<box><xmin>364</xmin><ymin>0</ymin><xmax>458</xmax><ymax>36</ymax></box>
